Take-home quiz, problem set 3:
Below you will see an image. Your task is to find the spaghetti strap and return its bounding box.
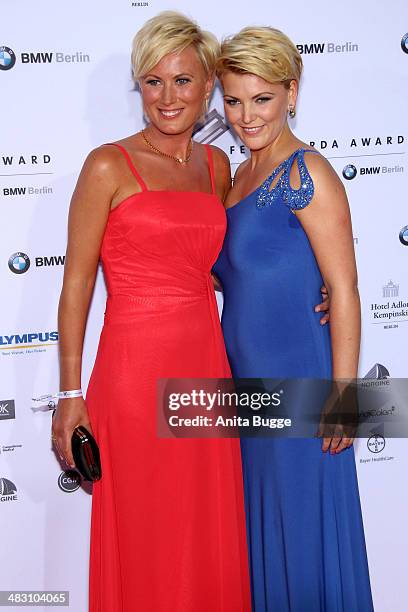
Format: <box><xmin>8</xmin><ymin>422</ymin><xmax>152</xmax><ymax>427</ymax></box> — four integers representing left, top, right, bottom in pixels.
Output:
<box><xmin>105</xmin><ymin>142</ymin><xmax>147</xmax><ymax>192</ymax></box>
<box><xmin>204</xmin><ymin>144</ymin><xmax>216</xmax><ymax>195</ymax></box>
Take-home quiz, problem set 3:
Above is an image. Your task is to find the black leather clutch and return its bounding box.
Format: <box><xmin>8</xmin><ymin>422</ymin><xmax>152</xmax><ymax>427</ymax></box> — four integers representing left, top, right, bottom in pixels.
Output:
<box><xmin>71</xmin><ymin>425</ymin><xmax>102</xmax><ymax>482</ymax></box>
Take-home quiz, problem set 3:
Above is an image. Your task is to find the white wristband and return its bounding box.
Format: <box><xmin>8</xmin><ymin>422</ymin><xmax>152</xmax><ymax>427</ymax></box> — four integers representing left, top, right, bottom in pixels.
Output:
<box><xmin>57</xmin><ymin>389</ymin><xmax>83</xmax><ymax>399</ymax></box>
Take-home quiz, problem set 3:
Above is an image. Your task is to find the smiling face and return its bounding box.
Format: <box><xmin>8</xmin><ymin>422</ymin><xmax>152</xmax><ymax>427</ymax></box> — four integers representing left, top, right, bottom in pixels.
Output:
<box><xmin>221</xmin><ymin>72</ymin><xmax>297</xmax><ymax>151</ymax></box>
<box><xmin>139</xmin><ymin>45</ymin><xmax>213</xmax><ymax>136</ymax></box>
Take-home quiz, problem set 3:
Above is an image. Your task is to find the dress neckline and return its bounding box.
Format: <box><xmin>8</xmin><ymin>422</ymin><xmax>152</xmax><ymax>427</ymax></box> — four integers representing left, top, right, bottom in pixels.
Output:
<box><xmin>109</xmin><ymin>189</ymin><xmax>221</xmax><ymax>216</ymax></box>
<box><xmin>226</xmin><ymin>147</ymin><xmax>315</xmax><ymax>213</ymax></box>
<box><xmin>106</xmin><ymin>141</ymin><xmax>219</xmax><ymax>215</ymax></box>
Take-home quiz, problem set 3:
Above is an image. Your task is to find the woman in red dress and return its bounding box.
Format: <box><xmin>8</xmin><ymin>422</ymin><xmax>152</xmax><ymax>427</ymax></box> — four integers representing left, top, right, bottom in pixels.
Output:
<box><xmin>52</xmin><ymin>11</ymin><xmax>251</xmax><ymax>612</ymax></box>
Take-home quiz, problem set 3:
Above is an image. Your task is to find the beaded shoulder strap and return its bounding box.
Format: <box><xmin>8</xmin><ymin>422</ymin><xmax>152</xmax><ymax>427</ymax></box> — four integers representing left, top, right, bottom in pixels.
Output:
<box><xmin>256</xmin><ymin>148</ymin><xmax>320</xmax><ymax>210</ymax></box>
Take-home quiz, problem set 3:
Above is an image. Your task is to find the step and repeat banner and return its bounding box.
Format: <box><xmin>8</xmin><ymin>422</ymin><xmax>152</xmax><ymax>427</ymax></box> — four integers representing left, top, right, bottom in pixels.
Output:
<box><xmin>1</xmin><ymin>1</ymin><xmax>407</xmax><ymax>610</ymax></box>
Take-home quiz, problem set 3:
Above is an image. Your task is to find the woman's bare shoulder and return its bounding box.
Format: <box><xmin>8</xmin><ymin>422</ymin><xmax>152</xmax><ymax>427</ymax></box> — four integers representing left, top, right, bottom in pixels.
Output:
<box><xmin>82</xmin><ymin>143</ymin><xmax>124</xmax><ymax>174</ymax></box>
<box><xmin>301</xmin><ymin>147</ymin><xmax>345</xmax><ymax>192</ymax></box>
<box><xmin>208</xmin><ymin>144</ymin><xmax>230</xmax><ymax>171</ymax></box>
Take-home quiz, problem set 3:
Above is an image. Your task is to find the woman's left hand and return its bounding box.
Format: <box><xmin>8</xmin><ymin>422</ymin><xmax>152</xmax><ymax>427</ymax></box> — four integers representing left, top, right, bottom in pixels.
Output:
<box><xmin>315</xmin><ymin>284</ymin><xmax>329</xmax><ymax>325</ymax></box>
<box><xmin>318</xmin><ymin>382</ymin><xmax>357</xmax><ymax>454</ymax></box>
<box><xmin>321</xmin><ymin>433</ymin><xmax>354</xmax><ymax>454</ymax></box>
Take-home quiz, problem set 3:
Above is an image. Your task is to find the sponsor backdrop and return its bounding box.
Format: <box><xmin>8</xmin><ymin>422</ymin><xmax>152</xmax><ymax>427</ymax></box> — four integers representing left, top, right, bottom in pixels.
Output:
<box><xmin>1</xmin><ymin>0</ymin><xmax>407</xmax><ymax>609</ymax></box>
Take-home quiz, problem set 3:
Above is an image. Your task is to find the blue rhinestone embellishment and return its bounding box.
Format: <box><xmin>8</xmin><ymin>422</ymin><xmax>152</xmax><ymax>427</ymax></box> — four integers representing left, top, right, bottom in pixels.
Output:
<box><xmin>256</xmin><ymin>148</ymin><xmax>318</xmax><ymax>211</ymax></box>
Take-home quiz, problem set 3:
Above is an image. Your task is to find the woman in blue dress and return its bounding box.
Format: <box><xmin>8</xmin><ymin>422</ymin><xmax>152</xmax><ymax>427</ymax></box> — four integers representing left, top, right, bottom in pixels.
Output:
<box><xmin>213</xmin><ymin>27</ymin><xmax>374</xmax><ymax>611</ymax></box>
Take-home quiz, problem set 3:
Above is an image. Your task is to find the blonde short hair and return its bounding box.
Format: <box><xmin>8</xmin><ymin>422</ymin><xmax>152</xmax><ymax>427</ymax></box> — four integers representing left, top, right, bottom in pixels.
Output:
<box><xmin>132</xmin><ymin>11</ymin><xmax>220</xmax><ymax>79</ymax></box>
<box><xmin>216</xmin><ymin>26</ymin><xmax>303</xmax><ymax>87</ymax></box>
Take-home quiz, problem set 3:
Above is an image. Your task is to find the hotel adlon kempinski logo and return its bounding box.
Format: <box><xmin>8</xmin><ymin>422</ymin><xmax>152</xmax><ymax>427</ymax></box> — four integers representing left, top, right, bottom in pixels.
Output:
<box><xmin>370</xmin><ymin>281</ymin><xmax>407</xmax><ymax>330</ymax></box>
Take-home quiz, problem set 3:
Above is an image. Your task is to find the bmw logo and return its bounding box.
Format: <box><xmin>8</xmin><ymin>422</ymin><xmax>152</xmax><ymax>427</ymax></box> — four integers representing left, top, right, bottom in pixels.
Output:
<box><xmin>367</xmin><ymin>435</ymin><xmax>385</xmax><ymax>454</ymax></box>
<box><xmin>58</xmin><ymin>470</ymin><xmax>81</xmax><ymax>493</ymax></box>
<box><xmin>399</xmin><ymin>225</ymin><xmax>408</xmax><ymax>246</ymax></box>
<box><xmin>8</xmin><ymin>252</ymin><xmax>30</xmax><ymax>274</ymax></box>
<box><xmin>401</xmin><ymin>33</ymin><xmax>408</xmax><ymax>54</ymax></box>
<box><xmin>342</xmin><ymin>164</ymin><xmax>357</xmax><ymax>180</ymax></box>
<box><xmin>0</xmin><ymin>46</ymin><xmax>16</xmax><ymax>71</ymax></box>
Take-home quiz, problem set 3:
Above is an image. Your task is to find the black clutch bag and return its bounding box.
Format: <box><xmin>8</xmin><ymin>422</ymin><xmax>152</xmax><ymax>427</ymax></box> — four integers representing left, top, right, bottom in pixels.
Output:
<box><xmin>71</xmin><ymin>425</ymin><xmax>102</xmax><ymax>482</ymax></box>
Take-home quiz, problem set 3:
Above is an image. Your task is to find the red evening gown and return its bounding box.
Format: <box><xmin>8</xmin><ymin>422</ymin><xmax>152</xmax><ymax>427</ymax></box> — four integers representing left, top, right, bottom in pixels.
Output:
<box><xmin>85</xmin><ymin>143</ymin><xmax>251</xmax><ymax>612</ymax></box>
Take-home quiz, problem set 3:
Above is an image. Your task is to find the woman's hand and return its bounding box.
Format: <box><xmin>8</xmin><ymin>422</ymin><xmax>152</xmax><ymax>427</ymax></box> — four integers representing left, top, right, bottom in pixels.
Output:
<box><xmin>51</xmin><ymin>398</ymin><xmax>93</xmax><ymax>468</ymax></box>
<box><xmin>315</xmin><ymin>284</ymin><xmax>329</xmax><ymax>325</ymax></box>
<box><xmin>317</xmin><ymin>381</ymin><xmax>357</xmax><ymax>454</ymax></box>
<box><xmin>319</xmin><ymin>417</ymin><xmax>355</xmax><ymax>455</ymax></box>
<box><xmin>322</xmin><ymin>433</ymin><xmax>354</xmax><ymax>454</ymax></box>
<box><xmin>212</xmin><ymin>273</ymin><xmax>222</xmax><ymax>291</ymax></box>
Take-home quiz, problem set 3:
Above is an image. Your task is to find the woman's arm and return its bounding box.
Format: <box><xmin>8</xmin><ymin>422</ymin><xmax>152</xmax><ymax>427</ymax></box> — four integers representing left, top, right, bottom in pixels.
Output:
<box><xmin>295</xmin><ymin>154</ymin><xmax>360</xmax><ymax>451</ymax></box>
<box><xmin>211</xmin><ymin>144</ymin><xmax>232</xmax><ymax>202</ymax></box>
<box><xmin>210</xmin><ymin>146</ymin><xmax>232</xmax><ymax>291</ymax></box>
<box><xmin>53</xmin><ymin>146</ymin><xmax>117</xmax><ymax>466</ymax></box>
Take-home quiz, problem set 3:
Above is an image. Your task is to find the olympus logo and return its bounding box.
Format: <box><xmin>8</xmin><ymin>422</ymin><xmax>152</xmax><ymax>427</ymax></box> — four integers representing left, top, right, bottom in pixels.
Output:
<box><xmin>0</xmin><ymin>332</ymin><xmax>58</xmax><ymax>347</ymax></box>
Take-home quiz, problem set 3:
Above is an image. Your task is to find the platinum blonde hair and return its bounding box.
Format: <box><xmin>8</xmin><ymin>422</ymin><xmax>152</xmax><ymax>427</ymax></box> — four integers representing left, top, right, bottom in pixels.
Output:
<box><xmin>216</xmin><ymin>26</ymin><xmax>303</xmax><ymax>87</ymax></box>
<box><xmin>131</xmin><ymin>11</ymin><xmax>220</xmax><ymax>79</ymax></box>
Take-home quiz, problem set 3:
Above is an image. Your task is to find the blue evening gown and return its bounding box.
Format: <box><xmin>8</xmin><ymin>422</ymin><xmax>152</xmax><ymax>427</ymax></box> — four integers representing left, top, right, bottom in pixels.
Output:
<box><xmin>213</xmin><ymin>149</ymin><xmax>374</xmax><ymax>612</ymax></box>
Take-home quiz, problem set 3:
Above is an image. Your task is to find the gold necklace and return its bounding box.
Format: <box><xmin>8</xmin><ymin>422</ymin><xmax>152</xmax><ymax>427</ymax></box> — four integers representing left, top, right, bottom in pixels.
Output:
<box><xmin>141</xmin><ymin>129</ymin><xmax>194</xmax><ymax>164</ymax></box>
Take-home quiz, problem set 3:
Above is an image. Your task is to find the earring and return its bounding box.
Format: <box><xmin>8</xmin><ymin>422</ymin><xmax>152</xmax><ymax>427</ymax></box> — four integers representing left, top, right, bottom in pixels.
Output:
<box><xmin>288</xmin><ymin>105</ymin><xmax>296</xmax><ymax>118</ymax></box>
<box><xmin>198</xmin><ymin>96</ymin><xmax>209</xmax><ymax>123</ymax></box>
<box><xmin>203</xmin><ymin>95</ymin><xmax>209</xmax><ymax>117</ymax></box>
<box><xmin>142</xmin><ymin>105</ymin><xmax>150</xmax><ymax>124</ymax></box>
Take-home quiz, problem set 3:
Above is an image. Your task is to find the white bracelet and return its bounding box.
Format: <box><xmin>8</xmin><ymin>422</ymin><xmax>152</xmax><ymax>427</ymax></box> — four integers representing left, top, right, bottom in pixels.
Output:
<box><xmin>56</xmin><ymin>389</ymin><xmax>83</xmax><ymax>399</ymax></box>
